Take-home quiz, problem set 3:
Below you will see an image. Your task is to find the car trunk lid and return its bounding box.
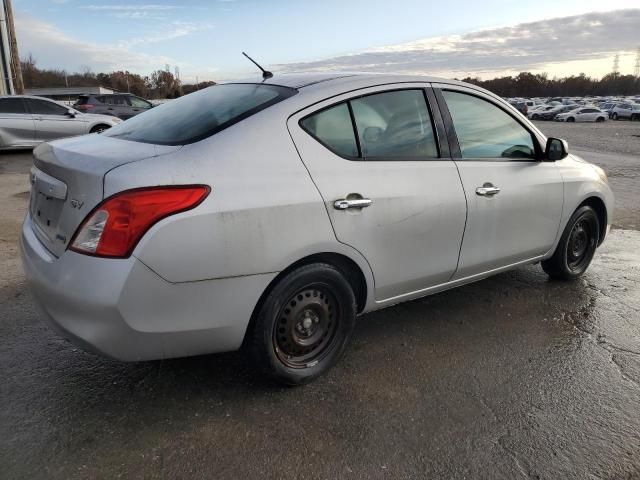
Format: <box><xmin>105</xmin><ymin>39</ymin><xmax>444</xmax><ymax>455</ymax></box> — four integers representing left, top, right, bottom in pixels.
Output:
<box><xmin>29</xmin><ymin>135</ymin><xmax>180</xmax><ymax>258</ymax></box>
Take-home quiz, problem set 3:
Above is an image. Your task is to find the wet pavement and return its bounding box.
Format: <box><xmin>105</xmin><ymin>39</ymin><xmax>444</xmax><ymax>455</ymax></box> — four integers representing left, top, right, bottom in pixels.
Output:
<box><xmin>1</xmin><ymin>127</ymin><xmax>639</xmax><ymax>479</ymax></box>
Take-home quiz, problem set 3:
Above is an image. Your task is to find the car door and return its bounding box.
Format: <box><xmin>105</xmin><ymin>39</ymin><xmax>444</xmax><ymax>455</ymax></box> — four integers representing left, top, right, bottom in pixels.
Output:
<box><xmin>0</xmin><ymin>97</ymin><xmax>35</xmax><ymax>147</ymax></box>
<box><xmin>26</xmin><ymin>98</ymin><xmax>87</xmax><ymax>142</ymax></box>
<box><xmin>433</xmin><ymin>84</ymin><xmax>563</xmax><ymax>280</ymax></box>
<box><xmin>288</xmin><ymin>85</ymin><xmax>467</xmax><ymax>301</ymax></box>
<box><xmin>103</xmin><ymin>95</ymin><xmax>131</xmax><ymax>119</ymax></box>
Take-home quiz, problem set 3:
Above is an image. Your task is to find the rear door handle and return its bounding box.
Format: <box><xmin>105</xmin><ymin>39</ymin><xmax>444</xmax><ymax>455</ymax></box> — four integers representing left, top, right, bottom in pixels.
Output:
<box><xmin>475</xmin><ymin>185</ymin><xmax>501</xmax><ymax>196</ymax></box>
<box><xmin>334</xmin><ymin>198</ymin><xmax>372</xmax><ymax>210</ymax></box>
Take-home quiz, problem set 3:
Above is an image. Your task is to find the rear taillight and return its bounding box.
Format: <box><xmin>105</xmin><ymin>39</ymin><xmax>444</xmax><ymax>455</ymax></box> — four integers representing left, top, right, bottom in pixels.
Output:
<box><xmin>75</xmin><ymin>104</ymin><xmax>92</xmax><ymax>110</ymax></box>
<box><xmin>69</xmin><ymin>185</ymin><xmax>210</xmax><ymax>258</ymax></box>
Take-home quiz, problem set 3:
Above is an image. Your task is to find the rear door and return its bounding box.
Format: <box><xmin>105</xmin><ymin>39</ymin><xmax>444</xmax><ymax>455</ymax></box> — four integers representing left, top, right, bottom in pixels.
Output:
<box><xmin>0</xmin><ymin>98</ymin><xmax>35</xmax><ymax>147</ymax></box>
<box><xmin>103</xmin><ymin>95</ymin><xmax>132</xmax><ymax>118</ymax></box>
<box><xmin>27</xmin><ymin>98</ymin><xmax>87</xmax><ymax>141</ymax></box>
<box><xmin>127</xmin><ymin>96</ymin><xmax>153</xmax><ymax>117</ymax></box>
<box><xmin>289</xmin><ymin>85</ymin><xmax>467</xmax><ymax>301</ymax></box>
<box><xmin>433</xmin><ymin>84</ymin><xmax>563</xmax><ymax>279</ymax></box>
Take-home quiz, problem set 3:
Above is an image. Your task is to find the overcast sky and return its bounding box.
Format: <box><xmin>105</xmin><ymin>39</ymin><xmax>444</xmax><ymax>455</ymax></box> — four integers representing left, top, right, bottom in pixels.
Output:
<box><xmin>13</xmin><ymin>0</ymin><xmax>640</xmax><ymax>83</ymax></box>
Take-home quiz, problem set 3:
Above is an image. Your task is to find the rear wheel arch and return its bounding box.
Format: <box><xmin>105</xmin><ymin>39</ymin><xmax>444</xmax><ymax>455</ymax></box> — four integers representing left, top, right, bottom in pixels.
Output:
<box><xmin>242</xmin><ymin>252</ymin><xmax>369</xmax><ymax>350</ymax></box>
<box><xmin>90</xmin><ymin>124</ymin><xmax>111</xmax><ymax>134</ymax></box>
<box><xmin>579</xmin><ymin>196</ymin><xmax>607</xmax><ymax>246</ymax></box>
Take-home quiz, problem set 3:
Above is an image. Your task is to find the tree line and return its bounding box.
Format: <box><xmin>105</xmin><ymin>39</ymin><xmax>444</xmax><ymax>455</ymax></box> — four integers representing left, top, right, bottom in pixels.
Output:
<box><xmin>19</xmin><ymin>56</ymin><xmax>639</xmax><ymax>99</ymax></box>
<box><xmin>460</xmin><ymin>72</ymin><xmax>640</xmax><ymax>98</ymax></box>
<box><xmin>20</xmin><ymin>55</ymin><xmax>215</xmax><ymax>99</ymax></box>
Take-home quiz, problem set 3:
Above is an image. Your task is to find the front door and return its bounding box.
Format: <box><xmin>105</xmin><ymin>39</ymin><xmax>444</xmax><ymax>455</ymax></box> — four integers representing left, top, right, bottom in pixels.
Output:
<box><xmin>27</xmin><ymin>98</ymin><xmax>86</xmax><ymax>141</ymax></box>
<box><xmin>289</xmin><ymin>85</ymin><xmax>467</xmax><ymax>301</ymax></box>
<box><xmin>434</xmin><ymin>85</ymin><xmax>563</xmax><ymax>279</ymax></box>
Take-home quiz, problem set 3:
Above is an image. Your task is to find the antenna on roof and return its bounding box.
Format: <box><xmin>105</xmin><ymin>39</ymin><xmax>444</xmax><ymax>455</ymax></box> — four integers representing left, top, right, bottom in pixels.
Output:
<box><xmin>242</xmin><ymin>52</ymin><xmax>273</xmax><ymax>80</ymax></box>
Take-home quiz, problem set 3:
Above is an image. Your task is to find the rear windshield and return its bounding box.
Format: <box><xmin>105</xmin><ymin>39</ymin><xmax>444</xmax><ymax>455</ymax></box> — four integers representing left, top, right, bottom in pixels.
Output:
<box><xmin>103</xmin><ymin>84</ymin><xmax>297</xmax><ymax>145</ymax></box>
<box><xmin>75</xmin><ymin>96</ymin><xmax>88</xmax><ymax>105</ymax></box>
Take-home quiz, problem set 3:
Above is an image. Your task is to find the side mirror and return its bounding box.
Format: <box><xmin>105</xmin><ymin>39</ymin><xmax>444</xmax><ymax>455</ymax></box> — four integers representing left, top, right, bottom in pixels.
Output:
<box><xmin>66</xmin><ymin>109</ymin><xmax>77</xmax><ymax>118</ymax></box>
<box><xmin>545</xmin><ymin>137</ymin><xmax>569</xmax><ymax>161</ymax></box>
<box><xmin>363</xmin><ymin>126</ymin><xmax>383</xmax><ymax>143</ymax></box>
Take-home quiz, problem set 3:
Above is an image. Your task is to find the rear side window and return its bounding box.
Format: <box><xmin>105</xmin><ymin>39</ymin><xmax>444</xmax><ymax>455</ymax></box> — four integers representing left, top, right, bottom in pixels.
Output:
<box><xmin>300</xmin><ymin>89</ymin><xmax>439</xmax><ymax>160</ymax></box>
<box><xmin>300</xmin><ymin>103</ymin><xmax>358</xmax><ymax>158</ymax></box>
<box><xmin>0</xmin><ymin>98</ymin><xmax>26</xmax><ymax>113</ymax></box>
<box><xmin>75</xmin><ymin>97</ymin><xmax>88</xmax><ymax>105</ymax></box>
<box><xmin>443</xmin><ymin>91</ymin><xmax>536</xmax><ymax>160</ymax></box>
<box><xmin>104</xmin><ymin>84</ymin><xmax>296</xmax><ymax>145</ymax></box>
<box><xmin>351</xmin><ymin>90</ymin><xmax>438</xmax><ymax>159</ymax></box>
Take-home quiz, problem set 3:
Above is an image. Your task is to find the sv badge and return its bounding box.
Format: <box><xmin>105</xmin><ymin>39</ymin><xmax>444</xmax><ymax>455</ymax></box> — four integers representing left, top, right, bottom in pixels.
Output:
<box><xmin>70</xmin><ymin>198</ymin><xmax>84</xmax><ymax>209</ymax></box>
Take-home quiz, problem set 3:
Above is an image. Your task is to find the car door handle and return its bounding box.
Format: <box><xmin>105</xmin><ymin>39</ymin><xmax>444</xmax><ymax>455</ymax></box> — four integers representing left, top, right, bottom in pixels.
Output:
<box><xmin>475</xmin><ymin>185</ymin><xmax>501</xmax><ymax>196</ymax></box>
<box><xmin>334</xmin><ymin>198</ymin><xmax>372</xmax><ymax>210</ymax></box>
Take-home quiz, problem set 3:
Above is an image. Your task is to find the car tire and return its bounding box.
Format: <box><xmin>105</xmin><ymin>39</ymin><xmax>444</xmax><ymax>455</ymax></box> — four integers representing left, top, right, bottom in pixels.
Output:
<box><xmin>611</xmin><ymin>112</ymin><xmax>618</xmax><ymax>120</ymax></box>
<box><xmin>90</xmin><ymin>124</ymin><xmax>110</xmax><ymax>134</ymax></box>
<box><xmin>632</xmin><ymin>114</ymin><xmax>639</xmax><ymax>121</ymax></box>
<box><xmin>596</xmin><ymin>117</ymin><xmax>605</xmax><ymax>123</ymax></box>
<box><xmin>566</xmin><ymin>117</ymin><xmax>575</xmax><ymax>122</ymax></box>
<box><xmin>247</xmin><ymin>263</ymin><xmax>356</xmax><ymax>385</ymax></box>
<box><xmin>541</xmin><ymin>205</ymin><xmax>600</xmax><ymax>281</ymax></box>
<box><xmin>532</xmin><ymin>114</ymin><xmax>539</xmax><ymax>120</ymax></box>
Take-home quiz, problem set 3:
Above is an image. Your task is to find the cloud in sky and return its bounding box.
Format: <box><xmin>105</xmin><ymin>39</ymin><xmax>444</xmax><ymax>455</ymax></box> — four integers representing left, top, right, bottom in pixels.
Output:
<box><xmin>279</xmin><ymin>9</ymin><xmax>640</xmax><ymax>79</ymax></box>
<box><xmin>16</xmin><ymin>14</ymin><xmax>175</xmax><ymax>72</ymax></box>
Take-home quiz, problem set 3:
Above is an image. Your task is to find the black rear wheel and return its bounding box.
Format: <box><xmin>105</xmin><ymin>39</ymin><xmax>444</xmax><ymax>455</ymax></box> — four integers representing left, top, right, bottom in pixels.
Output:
<box><xmin>248</xmin><ymin>263</ymin><xmax>356</xmax><ymax>385</ymax></box>
<box><xmin>596</xmin><ymin>117</ymin><xmax>605</xmax><ymax>123</ymax></box>
<box><xmin>566</xmin><ymin>117</ymin><xmax>575</xmax><ymax>122</ymax></box>
<box><xmin>90</xmin><ymin>124</ymin><xmax>110</xmax><ymax>134</ymax></box>
<box><xmin>542</xmin><ymin>206</ymin><xmax>599</xmax><ymax>280</ymax></box>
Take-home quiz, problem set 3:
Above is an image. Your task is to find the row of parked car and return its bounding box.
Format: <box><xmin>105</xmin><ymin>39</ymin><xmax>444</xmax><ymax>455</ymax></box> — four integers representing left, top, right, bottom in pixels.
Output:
<box><xmin>0</xmin><ymin>93</ymin><xmax>153</xmax><ymax>150</ymax></box>
<box><xmin>508</xmin><ymin>96</ymin><xmax>640</xmax><ymax>122</ymax></box>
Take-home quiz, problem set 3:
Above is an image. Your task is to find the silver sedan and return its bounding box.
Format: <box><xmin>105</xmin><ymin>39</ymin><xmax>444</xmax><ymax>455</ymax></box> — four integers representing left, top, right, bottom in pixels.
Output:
<box><xmin>20</xmin><ymin>74</ymin><xmax>614</xmax><ymax>385</ymax></box>
<box><xmin>0</xmin><ymin>95</ymin><xmax>122</xmax><ymax>149</ymax></box>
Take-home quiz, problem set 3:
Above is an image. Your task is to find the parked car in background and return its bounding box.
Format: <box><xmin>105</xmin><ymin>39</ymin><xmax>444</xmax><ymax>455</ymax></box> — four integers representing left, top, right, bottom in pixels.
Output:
<box><xmin>536</xmin><ymin>104</ymin><xmax>578</xmax><ymax>121</ymax></box>
<box><xmin>508</xmin><ymin>100</ymin><xmax>528</xmax><ymax>116</ymax></box>
<box><xmin>528</xmin><ymin>105</ymin><xmax>554</xmax><ymax>120</ymax></box>
<box><xmin>74</xmin><ymin>93</ymin><xmax>154</xmax><ymax>119</ymax></box>
<box><xmin>0</xmin><ymin>95</ymin><xmax>122</xmax><ymax>150</ymax></box>
<box><xmin>555</xmin><ymin>107</ymin><xmax>607</xmax><ymax>123</ymax></box>
<box><xmin>21</xmin><ymin>73</ymin><xmax>613</xmax><ymax>385</ymax></box>
<box><xmin>609</xmin><ymin>103</ymin><xmax>640</xmax><ymax>121</ymax></box>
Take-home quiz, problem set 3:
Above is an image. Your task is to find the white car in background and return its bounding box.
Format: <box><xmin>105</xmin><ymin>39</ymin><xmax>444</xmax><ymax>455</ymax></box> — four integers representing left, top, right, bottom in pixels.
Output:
<box><xmin>555</xmin><ymin>107</ymin><xmax>607</xmax><ymax>123</ymax></box>
<box><xmin>0</xmin><ymin>95</ymin><xmax>122</xmax><ymax>150</ymax></box>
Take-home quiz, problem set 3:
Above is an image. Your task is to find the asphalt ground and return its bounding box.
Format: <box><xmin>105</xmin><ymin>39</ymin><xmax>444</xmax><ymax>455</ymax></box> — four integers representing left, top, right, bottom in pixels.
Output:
<box><xmin>1</xmin><ymin>120</ymin><xmax>639</xmax><ymax>479</ymax></box>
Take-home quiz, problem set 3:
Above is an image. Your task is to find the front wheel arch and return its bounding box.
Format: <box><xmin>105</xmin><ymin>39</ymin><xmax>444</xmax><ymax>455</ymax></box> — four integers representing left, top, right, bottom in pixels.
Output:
<box><xmin>579</xmin><ymin>196</ymin><xmax>607</xmax><ymax>246</ymax></box>
<box><xmin>90</xmin><ymin>124</ymin><xmax>111</xmax><ymax>134</ymax></box>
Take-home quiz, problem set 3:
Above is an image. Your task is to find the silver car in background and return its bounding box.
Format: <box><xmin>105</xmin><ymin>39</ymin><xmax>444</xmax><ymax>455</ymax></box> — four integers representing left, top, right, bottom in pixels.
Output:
<box><xmin>20</xmin><ymin>74</ymin><xmax>614</xmax><ymax>385</ymax></box>
<box><xmin>0</xmin><ymin>95</ymin><xmax>122</xmax><ymax>150</ymax></box>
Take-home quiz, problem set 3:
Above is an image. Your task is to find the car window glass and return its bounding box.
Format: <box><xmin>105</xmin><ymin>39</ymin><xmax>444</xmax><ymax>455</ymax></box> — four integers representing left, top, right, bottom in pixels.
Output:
<box><xmin>351</xmin><ymin>90</ymin><xmax>438</xmax><ymax>159</ymax></box>
<box><xmin>105</xmin><ymin>96</ymin><xmax>127</xmax><ymax>106</ymax></box>
<box><xmin>104</xmin><ymin>83</ymin><xmax>295</xmax><ymax>146</ymax></box>
<box><xmin>28</xmin><ymin>99</ymin><xmax>68</xmax><ymax>115</ymax></box>
<box><xmin>129</xmin><ymin>97</ymin><xmax>151</xmax><ymax>108</ymax></box>
<box><xmin>300</xmin><ymin>103</ymin><xmax>358</xmax><ymax>158</ymax></box>
<box><xmin>0</xmin><ymin>98</ymin><xmax>26</xmax><ymax>114</ymax></box>
<box><xmin>443</xmin><ymin>90</ymin><xmax>536</xmax><ymax>160</ymax></box>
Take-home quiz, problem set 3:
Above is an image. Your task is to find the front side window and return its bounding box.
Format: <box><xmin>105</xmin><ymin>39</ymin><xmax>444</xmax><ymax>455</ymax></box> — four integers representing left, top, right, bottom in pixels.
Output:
<box><xmin>351</xmin><ymin>90</ymin><xmax>438</xmax><ymax>159</ymax></box>
<box><xmin>129</xmin><ymin>97</ymin><xmax>151</xmax><ymax>108</ymax></box>
<box><xmin>443</xmin><ymin>91</ymin><xmax>536</xmax><ymax>160</ymax></box>
<box><xmin>300</xmin><ymin>103</ymin><xmax>358</xmax><ymax>158</ymax></box>
<box><xmin>105</xmin><ymin>84</ymin><xmax>295</xmax><ymax>145</ymax></box>
<box><xmin>0</xmin><ymin>98</ymin><xmax>26</xmax><ymax>114</ymax></box>
<box><xmin>27</xmin><ymin>99</ymin><xmax>68</xmax><ymax>115</ymax></box>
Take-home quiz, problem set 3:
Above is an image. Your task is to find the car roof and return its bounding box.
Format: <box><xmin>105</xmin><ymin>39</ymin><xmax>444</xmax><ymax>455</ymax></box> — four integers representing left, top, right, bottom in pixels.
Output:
<box><xmin>224</xmin><ymin>72</ymin><xmax>462</xmax><ymax>90</ymax></box>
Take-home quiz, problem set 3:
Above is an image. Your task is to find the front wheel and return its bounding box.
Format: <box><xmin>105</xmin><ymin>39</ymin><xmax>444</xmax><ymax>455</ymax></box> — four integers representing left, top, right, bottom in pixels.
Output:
<box><xmin>247</xmin><ymin>263</ymin><xmax>356</xmax><ymax>385</ymax></box>
<box><xmin>611</xmin><ymin>112</ymin><xmax>618</xmax><ymax>120</ymax></box>
<box><xmin>596</xmin><ymin>117</ymin><xmax>605</xmax><ymax>123</ymax></box>
<box><xmin>90</xmin><ymin>124</ymin><xmax>110</xmax><ymax>134</ymax></box>
<box><xmin>541</xmin><ymin>206</ymin><xmax>600</xmax><ymax>280</ymax></box>
<box><xmin>566</xmin><ymin>117</ymin><xmax>575</xmax><ymax>122</ymax></box>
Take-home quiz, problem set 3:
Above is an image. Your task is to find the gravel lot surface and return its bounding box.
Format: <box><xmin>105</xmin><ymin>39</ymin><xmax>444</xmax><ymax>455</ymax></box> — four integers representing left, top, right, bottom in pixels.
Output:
<box><xmin>1</xmin><ymin>121</ymin><xmax>639</xmax><ymax>479</ymax></box>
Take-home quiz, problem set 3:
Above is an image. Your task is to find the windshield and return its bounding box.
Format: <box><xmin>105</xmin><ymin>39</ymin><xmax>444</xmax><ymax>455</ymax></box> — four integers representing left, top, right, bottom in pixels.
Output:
<box><xmin>104</xmin><ymin>83</ymin><xmax>296</xmax><ymax>146</ymax></box>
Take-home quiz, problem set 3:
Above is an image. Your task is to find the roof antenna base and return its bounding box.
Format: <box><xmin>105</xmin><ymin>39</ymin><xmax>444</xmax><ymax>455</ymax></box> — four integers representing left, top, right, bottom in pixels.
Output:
<box><xmin>242</xmin><ymin>52</ymin><xmax>273</xmax><ymax>80</ymax></box>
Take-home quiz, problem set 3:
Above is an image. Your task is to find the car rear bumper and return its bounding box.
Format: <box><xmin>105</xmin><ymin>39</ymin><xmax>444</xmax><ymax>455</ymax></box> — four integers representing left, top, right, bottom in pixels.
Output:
<box><xmin>20</xmin><ymin>213</ymin><xmax>276</xmax><ymax>361</ymax></box>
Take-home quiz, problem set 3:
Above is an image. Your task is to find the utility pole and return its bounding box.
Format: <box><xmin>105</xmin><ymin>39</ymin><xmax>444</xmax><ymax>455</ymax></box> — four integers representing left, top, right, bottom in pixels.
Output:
<box><xmin>634</xmin><ymin>47</ymin><xmax>640</xmax><ymax>78</ymax></box>
<box><xmin>612</xmin><ymin>53</ymin><xmax>620</xmax><ymax>75</ymax></box>
<box><xmin>4</xmin><ymin>0</ymin><xmax>23</xmax><ymax>93</ymax></box>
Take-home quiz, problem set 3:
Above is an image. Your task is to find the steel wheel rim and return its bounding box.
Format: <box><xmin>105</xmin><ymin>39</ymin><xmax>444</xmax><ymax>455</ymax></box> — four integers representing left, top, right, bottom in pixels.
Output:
<box><xmin>273</xmin><ymin>284</ymin><xmax>340</xmax><ymax>368</ymax></box>
<box><xmin>567</xmin><ymin>218</ymin><xmax>594</xmax><ymax>271</ymax></box>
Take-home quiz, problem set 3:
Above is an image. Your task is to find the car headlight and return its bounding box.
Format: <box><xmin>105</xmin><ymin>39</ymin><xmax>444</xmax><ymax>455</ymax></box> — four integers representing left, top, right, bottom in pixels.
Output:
<box><xmin>592</xmin><ymin>165</ymin><xmax>608</xmax><ymax>183</ymax></box>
